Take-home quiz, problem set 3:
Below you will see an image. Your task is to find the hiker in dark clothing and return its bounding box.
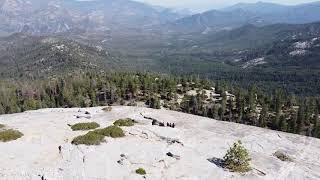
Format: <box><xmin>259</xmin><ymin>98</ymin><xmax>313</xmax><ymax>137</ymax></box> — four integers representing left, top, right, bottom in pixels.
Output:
<box><xmin>172</xmin><ymin>123</ymin><xmax>175</xmax><ymax>128</ymax></box>
<box><xmin>58</xmin><ymin>146</ymin><xmax>62</xmax><ymax>154</ymax></box>
<box><xmin>167</xmin><ymin>152</ymin><xmax>174</xmax><ymax>157</ymax></box>
<box><xmin>41</xmin><ymin>175</ymin><xmax>44</xmax><ymax>180</ymax></box>
<box><xmin>152</xmin><ymin>120</ymin><xmax>157</xmax><ymax>125</ymax></box>
<box><xmin>167</xmin><ymin>122</ymin><xmax>169</xmax><ymax>127</ymax></box>
<box><xmin>38</xmin><ymin>174</ymin><xmax>46</xmax><ymax>180</ymax></box>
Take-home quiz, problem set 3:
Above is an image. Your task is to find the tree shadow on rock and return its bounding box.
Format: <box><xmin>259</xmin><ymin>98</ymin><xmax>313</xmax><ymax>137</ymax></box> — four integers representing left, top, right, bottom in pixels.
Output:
<box><xmin>207</xmin><ymin>157</ymin><xmax>225</xmax><ymax>168</ymax></box>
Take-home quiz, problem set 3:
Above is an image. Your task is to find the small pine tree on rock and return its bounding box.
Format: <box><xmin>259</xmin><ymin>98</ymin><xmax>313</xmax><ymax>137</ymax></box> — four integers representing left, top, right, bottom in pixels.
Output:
<box><xmin>223</xmin><ymin>140</ymin><xmax>251</xmax><ymax>172</ymax></box>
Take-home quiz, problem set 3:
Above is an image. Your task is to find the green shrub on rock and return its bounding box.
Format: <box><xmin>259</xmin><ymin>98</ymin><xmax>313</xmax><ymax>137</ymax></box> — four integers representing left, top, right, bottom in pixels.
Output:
<box><xmin>72</xmin><ymin>125</ymin><xmax>125</xmax><ymax>146</ymax></box>
<box><xmin>0</xmin><ymin>124</ymin><xmax>5</xmax><ymax>129</ymax></box>
<box><xmin>135</xmin><ymin>168</ymin><xmax>146</xmax><ymax>175</ymax></box>
<box><xmin>223</xmin><ymin>140</ymin><xmax>251</xmax><ymax>172</ymax></box>
<box><xmin>113</xmin><ymin>118</ymin><xmax>135</xmax><ymax>127</ymax></box>
<box><xmin>273</xmin><ymin>150</ymin><xmax>293</xmax><ymax>162</ymax></box>
<box><xmin>71</xmin><ymin>131</ymin><xmax>105</xmax><ymax>145</ymax></box>
<box><xmin>102</xmin><ymin>106</ymin><xmax>112</xmax><ymax>112</ymax></box>
<box><xmin>94</xmin><ymin>125</ymin><xmax>125</xmax><ymax>138</ymax></box>
<box><xmin>71</xmin><ymin>122</ymin><xmax>100</xmax><ymax>131</ymax></box>
<box><xmin>0</xmin><ymin>129</ymin><xmax>23</xmax><ymax>142</ymax></box>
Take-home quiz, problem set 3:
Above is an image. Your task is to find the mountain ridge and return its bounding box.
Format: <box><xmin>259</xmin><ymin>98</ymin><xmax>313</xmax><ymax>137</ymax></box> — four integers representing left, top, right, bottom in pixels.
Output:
<box><xmin>0</xmin><ymin>0</ymin><xmax>186</xmax><ymax>34</ymax></box>
<box><xmin>167</xmin><ymin>1</ymin><xmax>320</xmax><ymax>34</ymax></box>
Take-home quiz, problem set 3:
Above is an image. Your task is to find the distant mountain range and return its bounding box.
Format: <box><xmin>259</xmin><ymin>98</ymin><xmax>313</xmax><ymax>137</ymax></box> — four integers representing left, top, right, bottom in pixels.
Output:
<box><xmin>168</xmin><ymin>1</ymin><xmax>320</xmax><ymax>34</ymax></box>
<box><xmin>0</xmin><ymin>0</ymin><xmax>186</xmax><ymax>34</ymax></box>
<box><xmin>2</xmin><ymin>21</ymin><xmax>320</xmax><ymax>78</ymax></box>
<box><xmin>1</xmin><ymin>0</ymin><xmax>320</xmax><ymax>35</ymax></box>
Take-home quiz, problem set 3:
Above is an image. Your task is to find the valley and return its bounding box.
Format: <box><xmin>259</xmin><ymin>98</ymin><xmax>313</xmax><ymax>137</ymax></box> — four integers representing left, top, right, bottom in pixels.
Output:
<box><xmin>1</xmin><ymin>0</ymin><xmax>320</xmax><ymax>95</ymax></box>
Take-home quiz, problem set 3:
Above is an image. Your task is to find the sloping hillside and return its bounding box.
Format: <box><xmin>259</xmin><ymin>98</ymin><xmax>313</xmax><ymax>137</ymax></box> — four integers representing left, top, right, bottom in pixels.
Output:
<box><xmin>167</xmin><ymin>22</ymin><xmax>320</xmax><ymax>69</ymax></box>
<box><xmin>0</xmin><ymin>106</ymin><xmax>319</xmax><ymax>179</ymax></box>
<box><xmin>0</xmin><ymin>33</ymin><xmax>122</xmax><ymax>77</ymax></box>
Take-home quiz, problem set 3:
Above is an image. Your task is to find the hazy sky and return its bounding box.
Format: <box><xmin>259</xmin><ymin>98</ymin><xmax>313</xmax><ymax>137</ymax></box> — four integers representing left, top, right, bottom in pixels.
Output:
<box><xmin>135</xmin><ymin>0</ymin><xmax>318</xmax><ymax>12</ymax></box>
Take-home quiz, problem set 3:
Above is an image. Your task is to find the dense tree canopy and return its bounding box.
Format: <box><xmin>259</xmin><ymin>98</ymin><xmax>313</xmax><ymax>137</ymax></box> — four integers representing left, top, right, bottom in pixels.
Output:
<box><xmin>0</xmin><ymin>72</ymin><xmax>319</xmax><ymax>139</ymax></box>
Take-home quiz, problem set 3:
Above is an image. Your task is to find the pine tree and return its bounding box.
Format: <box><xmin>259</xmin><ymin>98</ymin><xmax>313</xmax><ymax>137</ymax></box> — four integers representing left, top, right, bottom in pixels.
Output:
<box><xmin>0</xmin><ymin>103</ymin><xmax>5</xmax><ymax>114</ymax></box>
<box><xmin>155</xmin><ymin>99</ymin><xmax>161</xmax><ymax>109</ymax></box>
<box><xmin>272</xmin><ymin>110</ymin><xmax>280</xmax><ymax>130</ymax></box>
<box><xmin>23</xmin><ymin>99</ymin><xmax>38</xmax><ymax>110</ymax></box>
<box><xmin>296</xmin><ymin>106</ymin><xmax>305</xmax><ymax>134</ymax></box>
<box><xmin>235</xmin><ymin>90</ymin><xmax>244</xmax><ymax>123</ymax></box>
<box><xmin>207</xmin><ymin>107</ymin><xmax>213</xmax><ymax>119</ymax></box>
<box><xmin>304</xmin><ymin>99</ymin><xmax>313</xmax><ymax>125</ymax></box>
<box><xmin>56</xmin><ymin>79</ymin><xmax>65</xmax><ymax>107</ymax></box>
<box><xmin>189</xmin><ymin>95</ymin><xmax>198</xmax><ymax>115</ymax></box>
<box><xmin>258</xmin><ymin>103</ymin><xmax>268</xmax><ymax>127</ymax></box>
<box><xmin>220</xmin><ymin>91</ymin><xmax>227</xmax><ymax>120</ymax></box>
<box><xmin>223</xmin><ymin>140</ymin><xmax>251</xmax><ymax>172</ymax></box>
<box><xmin>312</xmin><ymin>108</ymin><xmax>319</xmax><ymax>137</ymax></box>
<box><xmin>278</xmin><ymin>115</ymin><xmax>287</xmax><ymax>132</ymax></box>
<box><xmin>314</xmin><ymin>124</ymin><xmax>320</xmax><ymax>138</ymax></box>
<box><xmin>88</xmin><ymin>89</ymin><xmax>97</xmax><ymax>107</ymax></box>
<box><xmin>288</xmin><ymin>93</ymin><xmax>297</xmax><ymax>108</ymax></box>
<box><xmin>274</xmin><ymin>89</ymin><xmax>283</xmax><ymax>113</ymax></box>
<box><xmin>150</xmin><ymin>96</ymin><xmax>161</xmax><ymax>109</ymax></box>
<box><xmin>228</xmin><ymin>98</ymin><xmax>233</xmax><ymax>122</ymax></box>
<box><xmin>248</xmin><ymin>86</ymin><xmax>256</xmax><ymax>113</ymax></box>
<box><xmin>213</xmin><ymin>105</ymin><xmax>219</xmax><ymax>119</ymax></box>
<box><xmin>203</xmin><ymin>106</ymin><xmax>208</xmax><ymax>117</ymax></box>
<box><xmin>288</xmin><ymin>113</ymin><xmax>297</xmax><ymax>133</ymax></box>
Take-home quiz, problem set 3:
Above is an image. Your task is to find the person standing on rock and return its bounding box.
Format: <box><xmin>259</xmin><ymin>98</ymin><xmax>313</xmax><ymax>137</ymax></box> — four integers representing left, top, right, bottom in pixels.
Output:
<box><xmin>38</xmin><ymin>174</ymin><xmax>46</xmax><ymax>180</ymax></box>
<box><xmin>58</xmin><ymin>145</ymin><xmax>62</xmax><ymax>154</ymax></box>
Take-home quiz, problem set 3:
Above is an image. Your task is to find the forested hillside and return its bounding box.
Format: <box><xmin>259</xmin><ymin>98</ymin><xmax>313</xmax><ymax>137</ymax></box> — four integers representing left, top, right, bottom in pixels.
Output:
<box><xmin>0</xmin><ymin>34</ymin><xmax>123</xmax><ymax>77</ymax></box>
<box><xmin>1</xmin><ymin>72</ymin><xmax>319</xmax><ymax>139</ymax></box>
<box><xmin>1</xmin><ymin>20</ymin><xmax>320</xmax><ymax>96</ymax></box>
<box><xmin>151</xmin><ymin>22</ymin><xmax>320</xmax><ymax>96</ymax></box>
